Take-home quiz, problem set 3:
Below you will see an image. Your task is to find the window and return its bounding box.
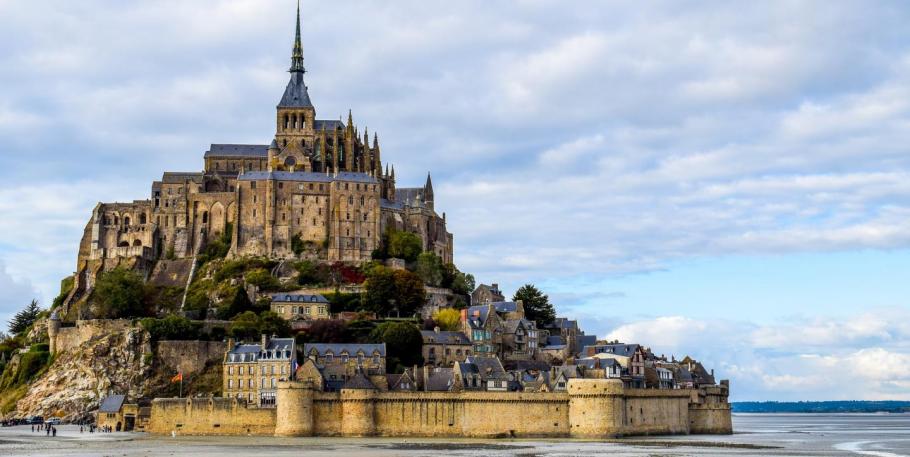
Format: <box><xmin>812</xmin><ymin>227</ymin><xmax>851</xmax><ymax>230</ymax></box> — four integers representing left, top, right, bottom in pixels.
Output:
<box><xmin>228</xmin><ymin>379</ymin><xmax>233</xmax><ymax>388</ymax></box>
<box><xmin>251</xmin><ymin>181</ymin><xmax>257</xmax><ymax>189</ymax></box>
<box><xmin>229</xmin><ymin>367</ymin><xmax>234</xmax><ymax>375</ymax></box>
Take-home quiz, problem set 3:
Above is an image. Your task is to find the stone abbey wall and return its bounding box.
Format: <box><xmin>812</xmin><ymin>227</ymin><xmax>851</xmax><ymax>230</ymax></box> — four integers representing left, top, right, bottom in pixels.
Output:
<box><xmin>148</xmin><ymin>379</ymin><xmax>732</xmax><ymax>438</ymax></box>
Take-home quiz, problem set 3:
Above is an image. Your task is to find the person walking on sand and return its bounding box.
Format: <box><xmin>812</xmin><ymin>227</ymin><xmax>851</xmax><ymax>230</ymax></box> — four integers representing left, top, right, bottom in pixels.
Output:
<box><xmin>52</xmin><ymin>426</ymin><xmax>56</xmax><ymax>437</ymax></box>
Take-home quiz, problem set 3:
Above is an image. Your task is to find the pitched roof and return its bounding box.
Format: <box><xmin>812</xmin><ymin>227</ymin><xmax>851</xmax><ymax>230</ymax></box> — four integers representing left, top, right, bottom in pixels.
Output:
<box><xmin>466</xmin><ymin>356</ymin><xmax>507</xmax><ymax>381</ymax></box>
<box><xmin>425</xmin><ymin>368</ymin><xmax>454</xmax><ymax>391</ymax></box>
<box><xmin>342</xmin><ymin>371</ymin><xmax>377</xmax><ymax>390</ymax></box>
<box><xmin>264</xmin><ymin>338</ymin><xmax>294</xmax><ymax>352</ymax></box>
<box><xmin>204</xmin><ymin>144</ymin><xmax>269</xmax><ymax>158</ymax></box>
<box><xmin>278</xmin><ymin>72</ymin><xmax>313</xmax><ymax>108</ymax></box>
<box><xmin>161</xmin><ymin>172</ymin><xmax>204</xmax><ymax>184</ymax></box>
<box><xmin>420</xmin><ymin>330</ymin><xmax>470</xmax><ymax>345</ymax></box>
<box><xmin>585</xmin><ymin>343</ymin><xmax>641</xmax><ymax>358</ymax></box>
<box><xmin>503</xmin><ymin>318</ymin><xmax>535</xmax><ymax>333</ymax></box>
<box><xmin>99</xmin><ymin>395</ymin><xmax>126</xmax><ymax>413</ymax></box>
<box><xmin>545</xmin><ymin>336</ymin><xmax>566</xmax><ymax>347</ymax></box>
<box><xmin>314</xmin><ymin>119</ymin><xmax>344</xmax><ymax>131</ymax></box>
<box><xmin>271</xmin><ymin>293</ymin><xmax>329</xmax><ymax>304</ymax></box>
<box><xmin>304</xmin><ymin>343</ymin><xmax>386</xmax><ymax>357</ymax></box>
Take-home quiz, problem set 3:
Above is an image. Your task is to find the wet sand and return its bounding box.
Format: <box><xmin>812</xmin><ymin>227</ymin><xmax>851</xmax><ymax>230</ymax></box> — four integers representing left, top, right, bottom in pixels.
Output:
<box><xmin>1</xmin><ymin>414</ymin><xmax>908</xmax><ymax>456</ymax></box>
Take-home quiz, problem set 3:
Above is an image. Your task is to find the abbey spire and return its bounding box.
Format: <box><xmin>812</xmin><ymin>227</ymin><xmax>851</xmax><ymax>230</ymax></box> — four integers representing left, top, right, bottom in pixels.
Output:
<box><xmin>289</xmin><ymin>0</ymin><xmax>305</xmax><ymax>73</ymax></box>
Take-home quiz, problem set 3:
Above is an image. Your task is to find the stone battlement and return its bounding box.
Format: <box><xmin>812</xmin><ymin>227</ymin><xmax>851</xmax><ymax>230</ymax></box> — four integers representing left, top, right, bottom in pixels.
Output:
<box><xmin>148</xmin><ymin>379</ymin><xmax>731</xmax><ymax>438</ymax></box>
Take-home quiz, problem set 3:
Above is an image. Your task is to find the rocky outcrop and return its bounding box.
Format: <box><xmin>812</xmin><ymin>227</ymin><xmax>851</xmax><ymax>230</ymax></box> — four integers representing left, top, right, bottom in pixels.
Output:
<box><xmin>13</xmin><ymin>324</ymin><xmax>154</xmax><ymax>422</ymax></box>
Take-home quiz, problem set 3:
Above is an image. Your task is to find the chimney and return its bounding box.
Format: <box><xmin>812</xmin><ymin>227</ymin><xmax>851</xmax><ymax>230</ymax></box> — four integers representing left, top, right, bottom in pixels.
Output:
<box><xmin>492</xmin><ymin>283</ymin><xmax>499</xmax><ymax>290</ymax></box>
<box><xmin>460</xmin><ymin>308</ymin><xmax>467</xmax><ymax>323</ymax></box>
<box><xmin>434</xmin><ymin>326</ymin><xmax>440</xmax><ymax>334</ymax></box>
<box><xmin>227</xmin><ymin>337</ymin><xmax>235</xmax><ymax>349</ymax></box>
<box><xmin>423</xmin><ymin>365</ymin><xmax>430</xmax><ymax>392</ymax></box>
<box><xmin>261</xmin><ymin>334</ymin><xmax>267</xmax><ymax>348</ymax></box>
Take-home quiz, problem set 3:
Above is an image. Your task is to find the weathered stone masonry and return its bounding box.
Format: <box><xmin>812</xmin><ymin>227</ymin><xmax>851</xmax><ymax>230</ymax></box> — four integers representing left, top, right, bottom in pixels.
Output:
<box><xmin>148</xmin><ymin>379</ymin><xmax>731</xmax><ymax>438</ymax></box>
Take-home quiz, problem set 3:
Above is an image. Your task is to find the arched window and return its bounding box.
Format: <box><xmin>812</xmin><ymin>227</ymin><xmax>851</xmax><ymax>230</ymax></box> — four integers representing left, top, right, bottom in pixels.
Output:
<box><xmin>139</xmin><ymin>213</ymin><xmax>147</xmax><ymax>224</ymax></box>
<box><xmin>123</xmin><ymin>216</ymin><xmax>130</xmax><ymax>226</ymax></box>
<box><xmin>284</xmin><ymin>114</ymin><xmax>290</xmax><ymax>130</ymax></box>
<box><xmin>118</xmin><ymin>241</ymin><xmax>129</xmax><ymax>247</ymax></box>
<box><xmin>202</xmin><ymin>211</ymin><xmax>208</xmax><ymax>224</ymax></box>
<box><xmin>133</xmin><ymin>239</ymin><xmax>142</xmax><ymax>247</ymax></box>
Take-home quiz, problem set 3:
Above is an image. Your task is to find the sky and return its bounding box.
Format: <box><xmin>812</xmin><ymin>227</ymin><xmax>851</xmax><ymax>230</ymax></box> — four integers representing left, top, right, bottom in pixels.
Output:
<box><xmin>1</xmin><ymin>0</ymin><xmax>909</xmax><ymax>401</ymax></box>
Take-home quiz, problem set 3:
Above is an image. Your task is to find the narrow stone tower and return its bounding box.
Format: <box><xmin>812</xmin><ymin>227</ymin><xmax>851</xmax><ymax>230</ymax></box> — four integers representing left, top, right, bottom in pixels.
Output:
<box><xmin>274</xmin><ymin>380</ymin><xmax>315</xmax><ymax>436</ymax></box>
<box><xmin>47</xmin><ymin>310</ymin><xmax>61</xmax><ymax>355</ymax></box>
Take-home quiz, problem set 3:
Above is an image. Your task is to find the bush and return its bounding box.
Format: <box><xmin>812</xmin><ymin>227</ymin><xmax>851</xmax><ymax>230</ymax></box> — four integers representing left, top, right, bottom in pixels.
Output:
<box><xmin>244</xmin><ymin>268</ymin><xmax>280</xmax><ymax>290</ymax></box>
<box><xmin>93</xmin><ymin>267</ymin><xmax>149</xmax><ymax>319</ymax></box>
<box><xmin>140</xmin><ymin>315</ymin><xmax>201</xmax><ymax>341</ymax></box>
<box><xmin>29</xmin><ymin>343</ymin><xmax>50</xmax><ymax>353</ymax></box>
<box><xmin>215</xmin><ymin>287</ymin><xmax>254</xmax><ymax>320</ymax></box>
<box><xmin>415</xmin><ymin>252</ymin><xmax>443</xmax><ymax>286</ymax></box>
<box><xmin>291</xmin><ymin>233</ymin><xmax>305</xmax><ymax>256</ymax></box>
<box><xmin>432</xmin><ymin>308</ymin><xmax>461</xmax><ymax>331</ymax></box>
<box><xmin>15</xmin><ymin>351</ymin><xmax>49</xmax><ymax>385</ymax></box>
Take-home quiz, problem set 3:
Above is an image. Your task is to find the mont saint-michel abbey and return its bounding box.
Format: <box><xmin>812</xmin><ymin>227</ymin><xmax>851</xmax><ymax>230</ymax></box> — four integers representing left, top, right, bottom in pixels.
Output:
<box><xmin>72</xmin><ymin>9</ymin><xmax>452</xmax><ymax>286</ymax></box>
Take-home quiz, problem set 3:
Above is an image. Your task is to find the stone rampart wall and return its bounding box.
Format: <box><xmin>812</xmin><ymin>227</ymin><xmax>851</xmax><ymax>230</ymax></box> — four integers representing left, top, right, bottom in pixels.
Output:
<box><xmin>151</xmin><ymin>379</ymin><xmax>732</xmax><ymax>438</ymax></box>
<box><xmin>148</xmin><ymin>398</ymin><xmax>275</xmax><ymax>435</ymax></box>
<box><xmin>156</xmin><ymin>340</ymin><xmax>226</xmax><ymax>377</ymax></box>
<box><xmin>53</xmin><ymin>319</ymin><xmax>133</xmax><ymax>355</ymax></box>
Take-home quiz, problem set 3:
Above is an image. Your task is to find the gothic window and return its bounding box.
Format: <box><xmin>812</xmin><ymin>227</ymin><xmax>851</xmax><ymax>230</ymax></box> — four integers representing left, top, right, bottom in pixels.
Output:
<box><xmin>284</xmin><ymin>114</ymin><xmax>289</xmax><ymax>130</ymax></box>
<box><xmin>348</xmin><ymin>196</ymin><xmax>353</xmax><ymax>205</ymax></box>
<box><xmin>124</xmin><ymin>216</ymin><xmax>130</xmax><ymax>226</ymax></box>
<box><xmin>139</xmin><ymin>213</ymin><xmax>147</xmax><ymax>224</ymax></box>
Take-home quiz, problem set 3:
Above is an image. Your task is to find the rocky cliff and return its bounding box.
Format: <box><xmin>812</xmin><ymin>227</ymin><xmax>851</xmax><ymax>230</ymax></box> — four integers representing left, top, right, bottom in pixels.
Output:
<box><xmin>13</xmin><ymin>325</ymin><xmax>153</xmax><ymax>422</ymax></box>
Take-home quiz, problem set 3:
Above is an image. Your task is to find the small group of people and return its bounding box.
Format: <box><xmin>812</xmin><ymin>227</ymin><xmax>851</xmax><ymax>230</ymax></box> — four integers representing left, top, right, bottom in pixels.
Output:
<box><xmin>30</xmin><ymin>423</ymin><xmax>57</xmax><ymax>436</ymax></box>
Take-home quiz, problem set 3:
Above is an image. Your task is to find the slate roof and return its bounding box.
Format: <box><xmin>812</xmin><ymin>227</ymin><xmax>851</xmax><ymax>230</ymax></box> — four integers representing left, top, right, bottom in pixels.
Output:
<box><xmin>466</xmin><ymin>356</ymin><xmax>507</xmax><ymax>381</ymax></box>
<box><xmin>161</xmin><ymin>172</ymin><xmax>204</xmax><ymax>184</ymax></box>
<box><xmin>264</xmin><ymin>338</ymin><xmax>294</xmax><ymax>352</ymax></box>
<box><xmin>395</xmin><ymin>188</ymin><xmax>428</xmax><ymax>207</ymax></box>
<box><xmin>504</xmin><ymin>359</ymin><xmax>551</xmax><ymax>372</ymax></box>
<box><xmin>545</xmin><ymin>336</ymin><xmax>566</xmax><ymax>347</ymax></box>
<box><xmin>585</xmin><ymin>343</ymin><xmax>640</xmax><ymax>358</ymax></box>
<box><xmin>237</xmin><ymin>171</ymin><xmax>378</xmax><ymax>184</ymax></box>
<box><xmin>342</xmin><ymin>371</ymin><xmax>377</xmax><ymax>390</ymax></box>
<box><xmin>491</xmin><ymin>301</ymin><xmax>519</xmax><ymax>313</ymax></box>
<box><xmin>314</xmin><ymin>119</ymin><xmax>344</xmax><ymax>131</ymax></box>
<box><xmin>420</xmin><ymin>330</ymin><xmax>470</xmax><ymax>345</ymax></box>
<box><xmin>271</xmin><ymin>293</ymin><xmax>329</xmax><ymax>304</ymax></box>
<box><xmin>278</xmin><ymin>72</ymin><xmax>313</xmax><ymax>108</ymax></box>
<box><xmin>575</xmin><ymin>335</ymin><xmax>597</xmax><ymax>351</ymax></box>
<box><xmin>226</xmin><ymin>343</ymin><xmax>261</xmax><ymax>362</ymax></box>
<box><xmin>304</xmin><ymin>343</ymin><xmax>386</xmax><ymax>357</ymax></box>
<box><xmin>205</xmin><ymin>144</ymin><xmax>269</xmax><ymax>158</ymax></box>
<box><xmin>424</xmin><ymin>368</ymin><xmax>454</xmax><ymax>391</ymax></box>
<box><xmin>98</xmin><ymin>395</ymin><xmax>126</xmax><ymax>413</ymax></box>
<box><xmin>503</xmin><ymin>318</ymin><xmax>535</xmax><ymax>333</ymax></box>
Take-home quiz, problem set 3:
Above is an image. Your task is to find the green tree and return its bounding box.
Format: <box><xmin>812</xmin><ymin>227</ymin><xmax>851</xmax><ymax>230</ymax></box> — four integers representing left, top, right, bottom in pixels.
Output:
<box><xmin>512</xmin><ymin>284</ymin><xmax>556</xmax><ymax>326</ymax></box>
<box><xmin>93</xmin><ymin>267</ymin><xmax>149</xmax><ymax>318</ymax></box>
<box><xmin>258</xmin><ymin>311</ymin><xmax>291</xmax><ymax>337</ymax></box>
<box><xmin>216</xmin><ymin>287</ymin><xmax>253</xmax><ymax>320</ymax></box>
<box><xmin>415</xmin><ymin>252</ymin><xmax>443</xmax><ymax>286</ymax></box>
<box><xmin>432</xmin><ymin>308</ymin><xmax>461</xmax><ymax>331</ymax></box>
<box><xmin>8</xmin><ymin>300</ymin><xmax>42</xmax><ymax>335</ymax></box>
<box><xmin>228</xmin><ymin>311</ymin><xmax>261</xmax><ymax>340</ymax></box>
<box><xmin>369</xmin><ymin>321</ymin><xmax>423</xmax><ymax>371</ymax></box>
<box><xmin>387</xmin><ymin>230</ymin><xmax>423</xmax><ymax>262</ymax></box>
<box><xmin>363</xmin><ymin>267</ymin><xmax>426</xmax><ymax>317</ymax></box>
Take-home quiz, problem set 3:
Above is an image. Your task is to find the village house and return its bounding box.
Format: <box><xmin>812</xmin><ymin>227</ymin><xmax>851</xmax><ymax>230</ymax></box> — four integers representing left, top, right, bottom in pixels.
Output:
<box><xmin>96</xmin><ymin>395</ymin><xmax>149</xmax><ymax>432</ymax></box>
<box><xmin>501</xmin><ymin>318</ymin><xmax>539</xmax><ymax>361</ymax></box>
<box><xmin>270</xmin><ymin>293</ymin><xmax>331</xmax><ymax>321</ymax></box>
<box><xmin>420</xmin><ymin>327</ymin><xmax>473</xmax><ymax>366</ymax></box>
<box><xmin>223</xmin><ymin>335</ymin><xmax>297</xmax><ymax>406</ymax></box>
<box><xmin>303</xmin><ymin>343</ymin><xmax>386</xmax><ymax>384</ymax></box>
<box><xmin>582</xmin><ymin>342</ymin><xmax>647</xmax><ymax>388</ymax></box>
<box><xmin>471</xmin><ymin>283</ymin><xmax>505</xmax><ymax>305</ymax></box>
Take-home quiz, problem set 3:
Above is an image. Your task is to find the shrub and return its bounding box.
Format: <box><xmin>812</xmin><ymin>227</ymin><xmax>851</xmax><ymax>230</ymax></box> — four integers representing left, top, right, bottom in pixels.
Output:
<box><xmin>291</xmin><ymin>233</ymin><xmax>305</xmax><ymax>256</ymax></box>
<box><xmin>93</xmin><ymin>268</ymin><xmax>149</xmax><ymax>319</ymax></box>
<box><xmin>244</xmin><ymin>268</ymin><xmax>280</xmax><ymax>290</ymax></box>
<box><xmin>140</xmin><ymin>315</ymin><xmax>201</xmax><ymax>341</ymax></box>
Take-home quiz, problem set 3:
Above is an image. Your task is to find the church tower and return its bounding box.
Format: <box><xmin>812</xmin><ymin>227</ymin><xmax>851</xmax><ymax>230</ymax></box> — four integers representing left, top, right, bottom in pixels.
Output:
<box><xmin>274</xmin><ymin>1</ymin><xmax>316</xmax><ymax>170</ymax></box>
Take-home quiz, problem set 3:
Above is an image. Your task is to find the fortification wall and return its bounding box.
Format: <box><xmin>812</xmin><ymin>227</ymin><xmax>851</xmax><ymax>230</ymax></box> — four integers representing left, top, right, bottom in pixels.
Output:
<box><xmin>53</xmin><ymin>319</ymin><xmax>133</xmax><ymax>355</ymax></box>
<box><xmin>148</xmin><ymin>398</ymin><xmax>275</xmax><ymax>436</ymax></box>
<box><xmin>156</xmin><ymin>341</ymin><xmax>226</xmax><ymax>376</ymax></box>
<box><xmin>151</xmin><ymin>380</ymin><xmax>731</xmax><ymax>438</ymax></box>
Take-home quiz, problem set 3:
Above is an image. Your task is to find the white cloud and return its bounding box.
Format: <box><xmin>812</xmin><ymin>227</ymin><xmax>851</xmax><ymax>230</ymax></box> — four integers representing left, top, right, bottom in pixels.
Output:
<box><xmin>601</xmin><ymin>310</ymin><xmax>910</xmax><ymax>400</ymax></box>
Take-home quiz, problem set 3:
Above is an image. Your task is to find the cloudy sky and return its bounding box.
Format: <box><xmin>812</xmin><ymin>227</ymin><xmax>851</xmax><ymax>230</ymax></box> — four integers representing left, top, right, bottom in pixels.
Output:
<box><xmin>1</xmin><ymin>0</ymin><xmax>909</xmax><ymax>401</ymax></box>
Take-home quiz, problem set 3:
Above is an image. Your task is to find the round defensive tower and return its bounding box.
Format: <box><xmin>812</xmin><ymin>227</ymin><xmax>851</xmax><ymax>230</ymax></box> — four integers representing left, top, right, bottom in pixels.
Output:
<box><xmin>274</xmin><ymin>380</ymin><xmax>315</xmax><ymax>437</ymax></box>
<box><xmin>47</xmin><ymin>311</ymin><xmax>61</xmax><ymax>355</ymax></box>
<box><xmin>567</xmin><ymin>378</ymin><xmax>624</xmax><ymax>438</ymax></box>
